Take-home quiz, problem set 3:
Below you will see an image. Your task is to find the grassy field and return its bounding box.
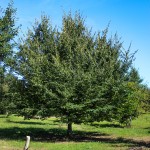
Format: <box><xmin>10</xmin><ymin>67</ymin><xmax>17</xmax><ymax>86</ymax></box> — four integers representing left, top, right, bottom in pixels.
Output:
<box><xmin>0</xmin><ymin>114</ymin><xmax>150</xmax><ymax>150</ymax></box>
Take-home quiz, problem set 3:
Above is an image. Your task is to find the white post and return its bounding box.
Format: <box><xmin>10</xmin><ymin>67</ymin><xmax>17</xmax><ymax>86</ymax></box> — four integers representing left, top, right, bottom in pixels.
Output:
<box><xmin>24</xmin><ymin>136</ymin><xmax>30</xmax><ymax>150</ymax></box>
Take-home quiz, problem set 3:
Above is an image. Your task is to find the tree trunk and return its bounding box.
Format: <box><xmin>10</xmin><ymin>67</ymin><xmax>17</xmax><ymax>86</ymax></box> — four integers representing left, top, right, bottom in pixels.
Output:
<box><xmin>67</xmin><ymin>122</ymin><xmax>72</xmax><ymax>138</ymax></box>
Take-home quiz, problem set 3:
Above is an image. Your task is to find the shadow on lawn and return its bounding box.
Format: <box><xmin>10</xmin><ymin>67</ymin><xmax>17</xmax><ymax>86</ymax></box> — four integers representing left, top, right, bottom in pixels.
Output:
<box><xmin>7</xmin><ymin>120</ymin><xmax>47</xmax><ymax>126</ymax></box>
<box><xmin>0</xmin><ymin>127</ymin><xmax>107</xmax><ymax>142</ymax></box>
<box><xmin>7</xmin><ymin>120</ymin><xmax>58</xmax><ymax>126</ymax></box>
<box><xmin>144</xmin><ymin>127</ymin><xmax>150</xmax><ymax>131</ymax></box>
<box><xmin>0</xmin><ymin>127</ymin><xmax>149</xmax><ymax>148</ymax></box>
<box><xmin>91</xmin><ymin>123</ymin><xmax>122</xmax><ymax>128</ymax></box>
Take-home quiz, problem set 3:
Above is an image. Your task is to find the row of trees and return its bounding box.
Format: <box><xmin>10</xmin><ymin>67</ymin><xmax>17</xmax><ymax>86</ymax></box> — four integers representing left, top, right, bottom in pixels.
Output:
<box><xmin>1</xmin><ymin>2</ymin><xmax>150</xmax><ymax>135</ymax></box>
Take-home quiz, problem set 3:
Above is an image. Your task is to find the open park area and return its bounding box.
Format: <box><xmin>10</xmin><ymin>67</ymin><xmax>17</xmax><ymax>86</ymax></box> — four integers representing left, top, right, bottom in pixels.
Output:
<box><xmin>1</xmin><ymin>1</ymin><xmax>150</xmax><ymax>150</ymax></box>
<box><xmin>0</xmin><ymin>114</ymin><xmax>150</xmax><ymax>150</ymax></box>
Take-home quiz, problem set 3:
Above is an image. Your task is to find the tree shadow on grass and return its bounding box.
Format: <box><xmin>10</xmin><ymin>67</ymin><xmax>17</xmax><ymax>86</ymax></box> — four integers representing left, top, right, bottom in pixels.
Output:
<box><xmin>6</xmin><ymin>120</ymin><xmax>47</xmax><ymax>126</ymax></box>
<box><xmin>90</xmin><ymin>123</ymin><xmax>122</xmax><ymax>128</ymax></box>
<box><xmin>0</xmin><ymin>127</ymin><xmax>149</xmax><ymax>148</ymax></box>
<box><xmin>0</xmin><ymin>127</ymin><xmax>108</xmax><ymax>142</ymax></box>
<box><xmin>6</xmin><ymin>120</ymin><xmax>58</xmax><ymax>126</ymax></box>
<box><xmin>0</xmin><ymin>127</ymin><xmax>67</xmax><ymax>141</ymax></box>
<box><xmin>144</xmin><ymin>127</ymin><xmax>150</xmax><ymax>134</ymax></box>
<box><xmin>0</xmin><ymin>115</ymin><xmax>7</xmax><ymax>118</ymax></box>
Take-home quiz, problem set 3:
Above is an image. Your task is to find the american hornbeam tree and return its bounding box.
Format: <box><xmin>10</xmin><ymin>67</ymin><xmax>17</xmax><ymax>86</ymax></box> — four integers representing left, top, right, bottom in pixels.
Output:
<box><xmin>15</xmin><ymin>12</ymin><xmax>145</xmax><ymax>135</ymax></box>
<box><xmin>0</xmin><ymin>1</ymin><xmax>18</xmax><ymax>114</ymax></box>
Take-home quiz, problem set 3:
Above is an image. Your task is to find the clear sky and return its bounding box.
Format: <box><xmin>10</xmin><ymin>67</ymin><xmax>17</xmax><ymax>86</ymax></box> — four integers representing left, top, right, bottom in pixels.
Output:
<box><xmin>1</xmin><ymin>0</ymin><xmax>150</xmax><ymax>87</ymax></box>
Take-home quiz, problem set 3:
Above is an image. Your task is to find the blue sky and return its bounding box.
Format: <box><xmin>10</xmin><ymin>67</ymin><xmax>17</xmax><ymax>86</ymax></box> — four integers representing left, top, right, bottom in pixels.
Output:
<box><xmin>1</xmin><ymin>0</ymin><xmax>150</xmax><ymax>87</ymax></box>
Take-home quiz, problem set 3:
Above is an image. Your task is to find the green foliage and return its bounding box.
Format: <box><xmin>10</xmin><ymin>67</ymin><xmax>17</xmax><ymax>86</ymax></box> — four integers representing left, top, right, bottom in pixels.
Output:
<box><xmin>0</xmin><ymin>1</ymin><xmax>18</xmax><ymax>114</ymax></box>
<box><xmin>15</xmin><ymin>12</ymin><xmax>146</xmax><ymax>135</ymax></box>
<box><xmin>0</xmin><ymin>1</ymin><xmax>18</xmax><ymax>60</ymax></box>
<box><xmin>0</xmin><ymin>1</ymin><xmax>149</xmax><ymax>138</ymax></box>
<box><xmin>15</xmin><ymin>15</ymin><xmax>58</xmax><ymax>117</ymax></box>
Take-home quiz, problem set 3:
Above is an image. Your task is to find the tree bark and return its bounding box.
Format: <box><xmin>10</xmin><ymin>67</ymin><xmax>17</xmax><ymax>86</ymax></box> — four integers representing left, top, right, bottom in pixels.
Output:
<box><xmin>67</xmin><ymin>122</ymin><xmax>72</xmax><ymax>138</ymax></box>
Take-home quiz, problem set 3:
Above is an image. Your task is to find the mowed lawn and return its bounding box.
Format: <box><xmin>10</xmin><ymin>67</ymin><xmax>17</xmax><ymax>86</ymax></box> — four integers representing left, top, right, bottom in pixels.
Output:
<box><xmin>0</xmin><ymin>114</ymin><xmax>150</xmax><ymax>150</ymax></box>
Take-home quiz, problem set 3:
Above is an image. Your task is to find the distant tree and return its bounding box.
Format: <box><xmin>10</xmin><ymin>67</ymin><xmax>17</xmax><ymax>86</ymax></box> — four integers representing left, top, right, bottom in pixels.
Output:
<box><xmin>113</xmin><ymin>65</ymin><xmax>148</xmax><ymax>127</ymax></box>
<box><xmin>145</xmin><ymin>88</ymin><xmax>150</xmax><ymax>111</ymax></box>
<box><xmin>128</xmin><ymin>67</ymin><xmax>143</xmax><ymax>83</ymax></box>
<box><xmin>0</xmin><ymin>1</ymin><xmax>18</xmax><ymax>114</ymax></box>
<box><xmin>138</xmin><ymin>85</ymin><xmax>150</xmax><ymax>113</ymax></box>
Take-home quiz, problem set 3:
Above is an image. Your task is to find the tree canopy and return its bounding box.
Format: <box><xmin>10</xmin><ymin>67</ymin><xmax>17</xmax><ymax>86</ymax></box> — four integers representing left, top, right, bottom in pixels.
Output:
<box><xmin>0</xmin><ymin>1</ymin><xmax>18</xmax><ymax>114</ymax></box>
<box><xmin>14</xmin><ymin>12</ymin><xmax>149</xmax><ymax>135</ymax></box>
<box><xmin>0</xmin><ymin>2</ymin><xmax>149</xmax><ymax>136</ymax></box>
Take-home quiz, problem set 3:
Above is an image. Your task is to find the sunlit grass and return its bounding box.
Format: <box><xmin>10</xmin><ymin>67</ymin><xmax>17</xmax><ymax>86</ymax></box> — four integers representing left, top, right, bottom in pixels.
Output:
<box><xmin>0</xmin><ymin>114</ymin><xmax>149</xmax><ymax>150</ymax></box>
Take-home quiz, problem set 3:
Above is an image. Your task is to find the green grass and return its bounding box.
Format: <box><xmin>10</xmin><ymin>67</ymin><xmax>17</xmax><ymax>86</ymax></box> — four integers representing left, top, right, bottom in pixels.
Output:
<box><xmin>0</xmin><ymin>114</ymin><xmax>150</xmax><ymax>150</ymax></box>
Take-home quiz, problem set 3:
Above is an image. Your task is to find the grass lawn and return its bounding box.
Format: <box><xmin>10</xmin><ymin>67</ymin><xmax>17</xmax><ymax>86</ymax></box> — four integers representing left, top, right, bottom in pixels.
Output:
<box><xmin>0</xmin><ymin>114</ymin><xmax>150</xmax><ymax>150</ymax></box>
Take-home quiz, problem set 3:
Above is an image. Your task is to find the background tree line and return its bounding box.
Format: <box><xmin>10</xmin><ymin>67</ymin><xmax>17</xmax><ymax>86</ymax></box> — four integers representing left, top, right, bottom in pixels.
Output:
<box><xmin>0</xmin><ymin>1</ymin><xmax>150</xmax><ymax>135</ymax></box>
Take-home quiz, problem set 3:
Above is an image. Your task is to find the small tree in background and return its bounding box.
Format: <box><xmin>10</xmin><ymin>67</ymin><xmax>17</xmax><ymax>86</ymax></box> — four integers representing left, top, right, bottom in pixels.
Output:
<box><xmin>0</xmin><ymin>1</ymin><xmax>18</xmax><ymax>114</ymax></box>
